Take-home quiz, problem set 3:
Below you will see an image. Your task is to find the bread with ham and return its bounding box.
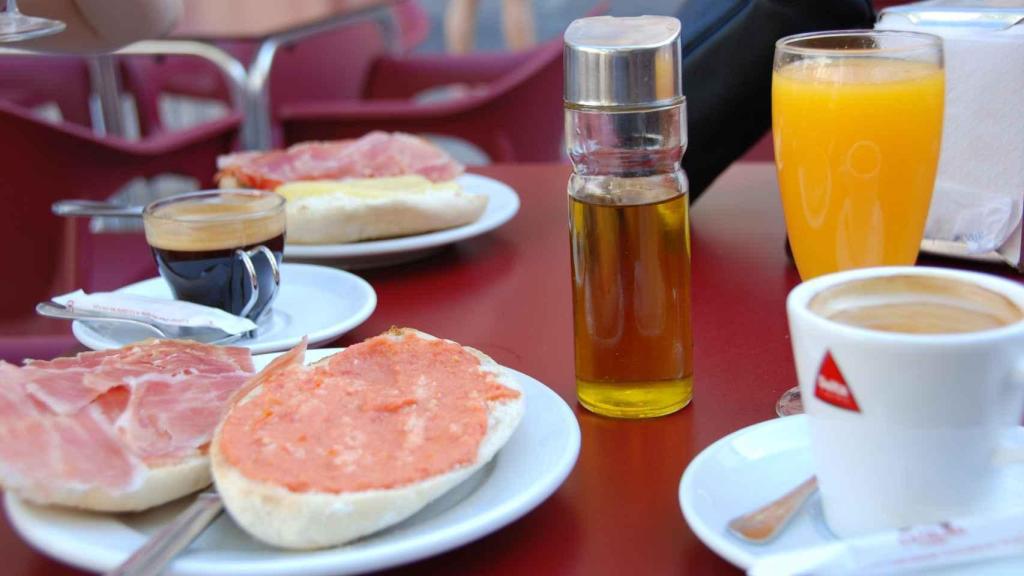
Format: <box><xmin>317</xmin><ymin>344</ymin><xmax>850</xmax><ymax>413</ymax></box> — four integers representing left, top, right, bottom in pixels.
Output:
<box><xmin>0</xmin><ymin>340</ymin><xmax>254</xmax><ymax>512</ymax></box>
<box><xmin>211</xmin><ymin>328</ymin><xmax>524</xmax><ymax>549</ymax></box>
<box><xmin>215</xmin><ymin>131</ymin><xmax>487</xmax><ymax>244</ymax></box>
<box><xmin>215</xmin><ymin>132</ymin><xmax>465</xmax><ymax>191</ymax></box>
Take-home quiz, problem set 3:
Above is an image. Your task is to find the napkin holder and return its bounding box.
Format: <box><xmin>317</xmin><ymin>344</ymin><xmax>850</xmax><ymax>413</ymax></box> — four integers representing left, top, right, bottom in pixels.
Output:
<box><xmin>877</xmin><ymin>1</ymin><xmax>1024</xmax><ymax>271</ymax></box>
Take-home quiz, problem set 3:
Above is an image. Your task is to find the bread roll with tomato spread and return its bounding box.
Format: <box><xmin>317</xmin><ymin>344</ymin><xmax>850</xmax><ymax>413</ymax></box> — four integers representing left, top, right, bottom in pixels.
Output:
<box><xmin>210</xmin><ymin>328</ymin><xmax>524</xmax><ymax>549</ymax></box>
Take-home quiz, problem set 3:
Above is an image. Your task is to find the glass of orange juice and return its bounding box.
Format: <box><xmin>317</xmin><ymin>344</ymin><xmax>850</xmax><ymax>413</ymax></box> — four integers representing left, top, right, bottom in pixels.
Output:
<box><xmin>772</xmin><ymin>30</ymin><xmax>945</xmax><ymax>416</ymax></box>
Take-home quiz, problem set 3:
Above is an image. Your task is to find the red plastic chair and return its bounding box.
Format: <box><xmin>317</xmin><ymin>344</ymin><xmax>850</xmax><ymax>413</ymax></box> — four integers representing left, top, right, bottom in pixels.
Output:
<box><xmin>0</xmin><ymin>55</ymin><xmax>92</xmax><ymax>128</ymax></box>
<box><xmin>0</xmin><ymin>100</ymin><xmax>240</xmax><ymax>362</ymax></box>
<box><xmin>120</xmin><ymin>49</ymin><xmax>246</xmax><ymax>139</ymax></box>
<box><xmin>121</xmin><ymin>0</ymin><xmax>427</xmax><ymax>141</ymax></box>
<box><xmin>280</xmin><ymin>37</ymin><xmax>565</xmax><ymax>162</ymax></box>
<box><xmin>278</xmin><ymin>1</ymin><xmax>609</xmax><ymax>161</ymax></box>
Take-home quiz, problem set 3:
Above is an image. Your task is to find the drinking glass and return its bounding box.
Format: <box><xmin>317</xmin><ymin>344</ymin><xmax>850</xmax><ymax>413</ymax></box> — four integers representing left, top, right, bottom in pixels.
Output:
<box><xmin>772</xmin><ymin>30</ymin><xmax>945</xmax><ymax>416</ymax></box>
<box><xmin>143</xmin><ymin>190</ymin><xmax>286</xmax><ymax>323</ymax></box>
<box><xmin>0</xmin><ymin>0</ymin><xmax>65</xmax><ymax>42</ymax></box>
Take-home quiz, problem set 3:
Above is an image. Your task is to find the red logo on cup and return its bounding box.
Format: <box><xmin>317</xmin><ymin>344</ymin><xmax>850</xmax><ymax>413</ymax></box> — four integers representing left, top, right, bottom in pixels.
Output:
<box><xmin>814</xmin><ymin>352</ymin><xmax>860</xmax><ymax>412</ymax></box>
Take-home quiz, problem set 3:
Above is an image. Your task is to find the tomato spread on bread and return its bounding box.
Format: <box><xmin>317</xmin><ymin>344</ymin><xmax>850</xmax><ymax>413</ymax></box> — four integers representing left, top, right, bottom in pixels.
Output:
<box><xmin>218</xmin><ymin>332</ymin><xmax>520</xmax><ymax>493</ymax></box>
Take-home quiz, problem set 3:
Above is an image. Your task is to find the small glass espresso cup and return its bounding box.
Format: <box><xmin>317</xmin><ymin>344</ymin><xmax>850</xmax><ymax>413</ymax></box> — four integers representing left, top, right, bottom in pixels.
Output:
<box><xmin>787</xmin><ymin>267</ymin><xmax>1024</xmax><ymax>537</ymax></box>
<box><xmin>142</xmin><ymin>189</ymin><xmax>286</xmax><ymax>322</ymax></box>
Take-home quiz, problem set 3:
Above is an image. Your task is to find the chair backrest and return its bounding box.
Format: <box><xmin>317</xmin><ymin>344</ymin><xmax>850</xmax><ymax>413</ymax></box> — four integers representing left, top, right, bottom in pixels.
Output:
<box><xmin>455</xmin><ymin>38</ymin><xmax>566</xmax><ymax>161</ymax></box>
<box><xmin>0</xmin><ymin>102</ymin><xmax>102</xmax><ymax>320</ymax></box>
<box><xmin>120</xmin><ymin>54</ymin><xmax>227</xmax><ymax>138</ymax></box>
<box><xmin>0</xmin><ymin>55</ymin><xmax>92</xmax><ymax>128</ymax></box>
<box><xmin>122</xmin><ymin>5</ymin><xmax>410</xmax><ymax>140</ymax></box>
<box><xmin>280</xmin><ymin>37</ymin><xmax>565</xmax><ymax>162</ymax></box>
<box><xmin>280</xmin><ymin>1</ymin><xmax>610</xmax><ymax>161</ymax></box>
<box><xmin>0</xmin><ymin>100</ymin><xmax>239</xmax><ymax>322</ymax></box>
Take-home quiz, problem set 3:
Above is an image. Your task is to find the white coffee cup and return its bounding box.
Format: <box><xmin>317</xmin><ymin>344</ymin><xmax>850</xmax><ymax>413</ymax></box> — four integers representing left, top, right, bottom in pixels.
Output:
<box><xmin>787</xmin><ymin>266</ymin><xmax>1024</xmax><ymax>538</ymax></box>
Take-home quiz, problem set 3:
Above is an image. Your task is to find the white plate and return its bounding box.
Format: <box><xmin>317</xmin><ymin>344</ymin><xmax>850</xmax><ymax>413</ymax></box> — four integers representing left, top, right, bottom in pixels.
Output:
<box><xmin>5</xmin><ymin>348</ymin><xmax>580</xmax><ymax>576</ymax></box>
<box><xmin>72</xmin><ymin>264</ymin><xmax>376</xmax><ymax>355</ymax></box>
<box><xmin>283</xmin><ymin>174</ymin><xmax>520</xmax><ymax>268</ymax></box>
<box><xmin>679</xmin><ymin>415</ymin><xmax>1024</xmax><ymax>574</ymax></box>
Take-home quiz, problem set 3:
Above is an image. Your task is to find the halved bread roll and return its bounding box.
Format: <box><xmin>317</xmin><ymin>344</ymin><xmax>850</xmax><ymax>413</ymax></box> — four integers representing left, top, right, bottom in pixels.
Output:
<box><xmin>274</xmin><ymin>177</ymin><xmax>488</xmax><ymax>244</ymax></box>
<box><xmin>210</xmin><ymin>328</ymin><xmax>524</xmax><ymax>549</ymax></box>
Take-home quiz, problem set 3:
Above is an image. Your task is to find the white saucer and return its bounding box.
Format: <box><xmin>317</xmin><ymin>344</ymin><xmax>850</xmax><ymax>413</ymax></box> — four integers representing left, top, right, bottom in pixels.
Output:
<box><xmin>71</xmin><ymin>264</ymin><xmax>376</xmax><ymax>354</ymax></box>
<box><xmin>679</xmin><ymin>415</ymin><xmax>1024</xmax><ymax>574</ymax></box>
<box><xmin>283</xmin><ymin>174</ymin><xmax>520</xmax><ymax>269</ymax></box>
<box><xmin>5</xmin><ymin>348</ymin><xmax>581</xmax><ymax>576</ymax></box>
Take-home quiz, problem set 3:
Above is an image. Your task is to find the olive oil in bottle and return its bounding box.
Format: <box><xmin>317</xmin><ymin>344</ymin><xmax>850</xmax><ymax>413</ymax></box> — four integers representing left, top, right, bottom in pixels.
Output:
<box><xmin>569</xmin><ymin>181</ymin><xmax>692</xmax><ymax>417</ymax></box>
<box><xmin>564</xmin><ymin>16</ymin><xmax>692</xmax><ymax>417</ymax></box>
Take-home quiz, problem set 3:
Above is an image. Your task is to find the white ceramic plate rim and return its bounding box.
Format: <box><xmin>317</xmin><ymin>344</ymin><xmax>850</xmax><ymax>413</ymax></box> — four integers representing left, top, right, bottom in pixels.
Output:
<box><xmin>5</xmin><ymin>349</ymin><xmax>581</xmax><ymax>576</ymax></box>
<box><xmin>283</xmin><ymin>173</ymin><xmax>520</xmax><ymax>259</ymax></box>
<box><xmin>71</xmin><ymin>264</ymin><xmax>376</xmax><ymax>354</ymax></box>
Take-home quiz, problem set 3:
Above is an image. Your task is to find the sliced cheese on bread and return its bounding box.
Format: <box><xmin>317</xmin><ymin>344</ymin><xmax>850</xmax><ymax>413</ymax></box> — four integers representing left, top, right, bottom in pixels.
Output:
<box><xmin>210</xmin><ymin>329</ymin><xmax>524</xmax><ymax>549</ymax></box>
<box><xmin>273</xmin><ymin>176</ymin><xmax>488</xmax><ymax>244</ymax></box>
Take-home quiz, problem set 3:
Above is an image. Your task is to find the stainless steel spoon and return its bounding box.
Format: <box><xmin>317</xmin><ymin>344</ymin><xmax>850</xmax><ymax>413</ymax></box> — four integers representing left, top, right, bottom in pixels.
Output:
<box><xmin>727</xmin><ymin>476</ymin><xmax>819</xmax><ymax>544</ymax></box>
<box><xmin>51</xmin><ymin>199</ymin><xmax>144</xmax><ymax>218</ymax></box>
<box><xmin>105</xmin><ymin>490</ymin><xmax>223</xmax><ymax>576</ymax></box>
<box><xmin>36</xmin><ymin>301</ymin><xmax>246</xmax><ymax>345</ymax></box>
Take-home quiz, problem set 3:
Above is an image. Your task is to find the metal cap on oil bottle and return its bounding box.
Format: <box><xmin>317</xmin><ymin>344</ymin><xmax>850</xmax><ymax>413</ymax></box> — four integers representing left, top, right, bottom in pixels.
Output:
<box><xmin>563</xmin><ymin>15</ymin><xmax>683</xmax><ymax>108</ymax></box>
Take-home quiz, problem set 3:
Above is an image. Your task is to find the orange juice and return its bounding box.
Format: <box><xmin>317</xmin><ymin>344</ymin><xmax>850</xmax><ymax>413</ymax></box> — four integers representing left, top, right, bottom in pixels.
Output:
<box><xmin>773</xmin><ymin>58</ymin><xmax>944</xmax><ymax>279</ymax></box>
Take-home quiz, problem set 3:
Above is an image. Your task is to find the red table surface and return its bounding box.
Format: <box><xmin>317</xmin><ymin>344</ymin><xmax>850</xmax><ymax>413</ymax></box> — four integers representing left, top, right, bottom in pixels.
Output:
<box><xmin>2</xmin><ymin>162</ymin><xmax>1018</xmax><ymax>575</ymax></box>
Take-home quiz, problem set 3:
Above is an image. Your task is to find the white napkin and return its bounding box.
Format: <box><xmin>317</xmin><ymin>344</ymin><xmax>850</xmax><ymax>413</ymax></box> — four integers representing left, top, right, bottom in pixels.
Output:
<box><xmin>877</xmin><ymin>15</ymin><xmax>1024</xmax><ymax>255</ymax></box>
<box><xmin>53</xmin><ymin>290</ymin><xmax>256</xmax><ymax>336</ymax></box>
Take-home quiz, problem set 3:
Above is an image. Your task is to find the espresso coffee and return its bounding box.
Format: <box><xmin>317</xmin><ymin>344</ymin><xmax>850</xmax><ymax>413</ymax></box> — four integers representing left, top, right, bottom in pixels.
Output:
<box><xmin>809</xmin><ymin>275</ymin><xmax>1024</xmax><ymax>334</ymax></box>
<box><xmin>144</xmin><ymin>191</ymin><xmax>286</xmax><ymax>321</ymax></box>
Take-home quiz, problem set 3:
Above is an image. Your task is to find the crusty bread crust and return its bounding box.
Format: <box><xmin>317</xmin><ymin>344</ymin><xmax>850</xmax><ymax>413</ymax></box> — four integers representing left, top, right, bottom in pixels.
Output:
<box><xmin>217</xmin><ymin>175</ymin><xmax>241</xmax><ymax>189</ymax></box>
<box><xmin>211</xmin><ymin>328</ymin><xmax>525</xmax><ymax>549</ymax></box>
<box><xmin>8</xmin><ymin>455</ymin><xmax>211</xmax><ymax>512</ymax></box>
<box><xmin>218</xmin><ymin>176</ymin><xmax>486</xmax><ymax>244</ymax></box>
<box><xmin>285</xmin><ymin>190</ymin><xmax>487</xmax><ymax>244</ymax></box>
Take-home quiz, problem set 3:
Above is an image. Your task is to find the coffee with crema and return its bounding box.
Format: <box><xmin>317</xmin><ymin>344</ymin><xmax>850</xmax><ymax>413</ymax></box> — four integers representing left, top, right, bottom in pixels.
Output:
<box><xmin>808</xmin><ymin>275</ymin><xmax>1023</xmax><ymax>334</ymax></box>
<box><xmin>143</xmin><ymin>190</ymin><xmax>286</xmax><ymax>321</ymax></box>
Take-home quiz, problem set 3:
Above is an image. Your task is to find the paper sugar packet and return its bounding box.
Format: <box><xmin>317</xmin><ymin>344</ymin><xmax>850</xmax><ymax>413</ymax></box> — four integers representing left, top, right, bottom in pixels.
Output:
<box><xmin>53</xmin><ymin>290</ymin><xmax>257</xmax><ymax>336</ymax></box>
<box><xmin>748</xmin><ymin>507</ymin><xmax>1024</xmax><ymax>576</ymax></box>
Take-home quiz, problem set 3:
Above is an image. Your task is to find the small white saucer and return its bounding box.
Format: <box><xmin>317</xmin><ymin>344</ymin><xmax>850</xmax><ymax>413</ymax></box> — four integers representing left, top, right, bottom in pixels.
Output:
<box><xmin>71</xmin><ymin>263</ymin><xmax>376</xmax><ymax>354</ymax></box>
<box><xmin>679</xmin><ymin>415</ymin><xmax>1024</xmax><ymax>574</ymax></box>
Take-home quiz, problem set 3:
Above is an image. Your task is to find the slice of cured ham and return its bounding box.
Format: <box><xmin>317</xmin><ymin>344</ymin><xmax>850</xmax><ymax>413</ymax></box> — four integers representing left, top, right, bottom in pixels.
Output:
<box><xmin>216</xmin><ymin>131</ymin><xmax>465</xmax><ymax>190</ymax></box>
<box><xmin>0</xmin><ymin>340</ymin><xmax>254</xmax><ymax>510</ymax></box>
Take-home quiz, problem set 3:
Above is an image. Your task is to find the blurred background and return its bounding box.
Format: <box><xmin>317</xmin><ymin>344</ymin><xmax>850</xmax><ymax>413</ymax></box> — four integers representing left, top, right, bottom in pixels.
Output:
<box><xmin>416</xmin><ymin>0</ymin><xmax>679</xmax><ymax>52</ymax></box>
<box><xmin>0</xmin><ymin>0</ymin><xmax>900</xmax><ymax>360</ymax></box>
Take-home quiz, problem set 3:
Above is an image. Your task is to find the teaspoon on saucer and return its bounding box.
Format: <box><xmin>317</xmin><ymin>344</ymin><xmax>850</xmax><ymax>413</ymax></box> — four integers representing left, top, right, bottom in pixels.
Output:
<box><xmin>51</xmin><ymin>200</ymin><xmax>144</xmax><ymax>218</ymax></box>
<box><xmin>727</xmin><ymin>476</ymin><xmax>819</xmax><ymax>544</ymax></box>
<box><xmin>36</xmin><ymin>301</ymin><xmax>246</xmax><ymax>345</ymax></box>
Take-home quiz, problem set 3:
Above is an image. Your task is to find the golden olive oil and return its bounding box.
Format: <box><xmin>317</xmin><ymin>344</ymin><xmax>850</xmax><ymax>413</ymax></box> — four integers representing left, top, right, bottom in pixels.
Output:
<box><xmin>569</xmin><ymin>192</ymin><xmax>693</xmax><ymax>417</ymax></box>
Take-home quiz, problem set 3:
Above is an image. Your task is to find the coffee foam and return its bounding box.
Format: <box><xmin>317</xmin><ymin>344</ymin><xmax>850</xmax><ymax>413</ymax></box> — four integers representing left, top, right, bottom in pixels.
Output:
<box><xmin>809</xmin><ymin>275</ymin><xmax>1023</xmax><ymax>334</ymax></box>
<box><xmin>144</xmin><ymin>193</ymin><xmax>285</xmax><ymax>251</ymax></box>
